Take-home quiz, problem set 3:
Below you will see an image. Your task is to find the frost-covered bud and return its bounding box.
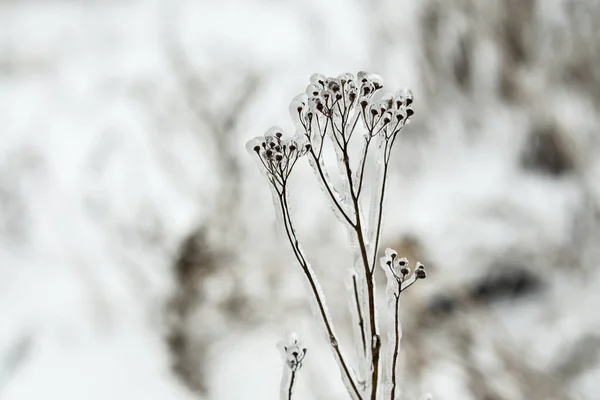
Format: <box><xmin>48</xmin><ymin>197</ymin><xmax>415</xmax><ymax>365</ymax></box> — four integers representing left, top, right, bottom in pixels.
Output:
<box><xmin>369</xmin><ymin>104</ymin><xmax>380</xmax><ymax>117</ymax></box>
<box><xmin>266</xmin><ymin>126</ymin><xmax>283</xmax><ymax>140</ymax></box>
<box><xmin>361</xmin><ymin>81</ymin><xmax>375</xmax><ymax>97</ymax></box>
<box><xmin>327</xmin><ymin>78</ymin><xmax>341</xmax><ymax>93</ymax></box>
<box><xmin>357</xmin><ymin>71</ymin><xmax>384</xmax><ymax>90</ymax></box>
<box><xmin>395</xmin><ymin>108</ymin><xmax>407</xmax><ymax>124</ymax></box>
<box><xmin>307</xmin><ymin>96</ymin><xmax>322</xmax><ymax>112</ymax></box>
<box><xmin>338</xmin><ymin>72</ymin><xmax>354</xmax><ymax>84</ymax></box>
<box><xmin>347</xmin><ymin>88</ymin><xmax>358</xmax><ymax>103</ymax></box>
<box><xmin>290</xmin><ymin>93</ymin><xmax>307</xmax><ymax>115</ymax></box>
<box><xmin>277</xmin><ymin>333</ymin><xmax>307</xmax><ymax>372</ymax></box>
<box><xmin>306</xmin><ymin>84</ymin><xmax>322</xmax><ymax>97</ymax></box>
<box><xmin>382</xmin><ymin>111</ymin><xmax>393</xmax><ymax>125</ymax></box>
<box><xmin>415</xmin><ymin>262</ymin><xmax>426</xmax><ymax>279</ymax></box>
<box><xmin>310</xmin><ymin>73</ymin><xmax>326</xmax><ymax>87</ymax></box>
<box><xmin>381</xmin><ymin>94</ymin><xmax>394</xmax><ymax>110</ymax></box>
<box><xmin>359</xmin><ymin>97</ymin><xmax>369</xmax><ymax>110</ymax></box>
<box><xmin>395</xmin><ymin>88</ymin><xmax>414</xmax><ymax>108</ymax></box>
<box><xmin>385</xmin><ymin>248</ymin><xmax>397</xmax><ymax>260</ymax></box>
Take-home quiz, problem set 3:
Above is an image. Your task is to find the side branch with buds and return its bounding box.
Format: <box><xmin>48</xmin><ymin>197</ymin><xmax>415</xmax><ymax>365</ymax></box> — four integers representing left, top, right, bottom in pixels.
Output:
<box><xmin>247</xmin><ymin>72</ymin><xmax>427</xmax><ymax>400</ymax></box>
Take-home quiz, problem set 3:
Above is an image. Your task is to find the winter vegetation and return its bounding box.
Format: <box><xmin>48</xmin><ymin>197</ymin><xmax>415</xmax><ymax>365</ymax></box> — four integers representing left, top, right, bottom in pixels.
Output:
<box><xmin>247</xmin><ymin>72</ymin><xmax>427</xmax><ymax>399</ymax></box>
<box><xmin>1</xmin><ymin>1</ymin><xmax>600</xmax><ymax>400</ymax></box>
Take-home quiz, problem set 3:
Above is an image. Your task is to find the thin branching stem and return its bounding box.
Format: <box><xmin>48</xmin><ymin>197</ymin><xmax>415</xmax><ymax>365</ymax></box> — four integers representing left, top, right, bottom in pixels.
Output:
<box><xmin>276</xmin><ymin>191</ymin><xmax>362</xmax><ymax>399</ymax></box>
<box><xmin>339</xmin><ymin>136</ymin><xmax>381</xmax><ymax>400</ymax></box>
<box><xmin>288</xmin><ymin>371</ymin><xmax>296</xmax><ymax>400</ymax></box>
<box><xmin>370</xmin><ymin>132</ymin><xmax>401</xmax><ymax>274</ymax></box>
<box><xmin>369</xmin><ymin>142</ymin><xmax>391</xmax><ymax>276</ymax></box>
<box><xmin>352</xmin><ymin>274</ymin><xmax>368</xmax><ymax>356</ymax></box>
<box><xmin>307</xmin><ymin>148</ymin><xmax>356</xmax><ymax>227</ymax></box>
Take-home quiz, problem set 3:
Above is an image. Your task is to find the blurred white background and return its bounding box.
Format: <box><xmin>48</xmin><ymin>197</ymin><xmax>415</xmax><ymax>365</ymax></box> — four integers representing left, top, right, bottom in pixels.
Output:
<box><xmin>1</xmin><ymin>0</ymin><xmax>600</xmax><ymax>399</ymax></box>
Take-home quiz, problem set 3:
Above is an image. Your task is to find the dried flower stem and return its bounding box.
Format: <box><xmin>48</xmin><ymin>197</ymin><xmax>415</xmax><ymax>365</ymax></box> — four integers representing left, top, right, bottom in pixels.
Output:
<box><xmin>276</xmin><ymin>188</ymin><xmax>362</xmax><ymax>399</ymax></box>
<box><xmin>248</xmin><ymin>72</ymin><xmax>424</xmax><ymax>400</ymax></box>
<box><xmin>278</xmin><ymin>333</ymin><xmax>307</xmax><ymax>400</ymax></box>
<box><xmin>390</xmin><ymin>289</ymin><xmax>401</xmax><ymax>400</ymax></box>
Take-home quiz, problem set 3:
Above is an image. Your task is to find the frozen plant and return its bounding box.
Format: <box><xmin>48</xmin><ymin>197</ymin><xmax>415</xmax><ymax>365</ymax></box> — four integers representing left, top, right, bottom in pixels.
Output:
<box><xmin>277</xmin><ymin>332</ymin><xmax>307</xmax><ymax>400</ymax></box>
<box><xmin>246</xmin><ymin>72</ymin><xmax>427</xmax><ymax>400</ymax></box>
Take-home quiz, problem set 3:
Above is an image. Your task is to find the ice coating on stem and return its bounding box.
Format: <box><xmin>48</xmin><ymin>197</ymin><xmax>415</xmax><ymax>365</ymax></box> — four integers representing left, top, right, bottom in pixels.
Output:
<box><xmin>277</xmin><ymin>332</ymin><xmax>307</xmax><ymax>372</ymax></box>
<box><xmin>345</xmin><ymin>270</ymin><xmax>368</xmax><ymax>386</ymax></box>
<box><xmin>379</xmin><ymin>249</ymin><xmax>427</xmax><ymax>400</ymax></box>
<box><xmin>277</xmin><ymin>333</ymin><xmax>307</xmax><ymax>400</ymax></box>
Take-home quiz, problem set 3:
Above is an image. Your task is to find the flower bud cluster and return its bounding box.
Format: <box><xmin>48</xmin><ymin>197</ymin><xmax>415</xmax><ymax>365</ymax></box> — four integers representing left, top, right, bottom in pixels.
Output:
<box><xmin>247</xmin><ymin>126</ymin><xmax>310</xmax><ymax>185</ymax></box>
<box><xmin>380</xmin><ymin>247</ymin><xmax>426</xmax><ymax>288</ymax></box>
<box><xmin>288</xmin><ymin>71</ymin><xmax>414</xmax><ymax>148</ymax></box>
<box><xmin>289</xmin><ymin>71</ymin><xmax>384</xmax><ymax>132</ymax></box>
<box><xmin>362</xmin><ymin>88</ymin><xmax>414</xmax><ymax>138</ymax></box>
<box><xmin>277</xmin><ymin>333</ymin><xmax>308</xmax><ymax>372</ymax></box>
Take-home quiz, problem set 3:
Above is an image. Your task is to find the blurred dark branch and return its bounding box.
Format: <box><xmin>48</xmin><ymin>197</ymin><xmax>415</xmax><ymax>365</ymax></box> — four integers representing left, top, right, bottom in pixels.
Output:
<box><xmin>164</xmin><ymin>32</ymin><xmax>262</xmax><ymax>233</ymax></box>
<box><xmin>159</xmin><ymin>26</ymin><xmax>264</xmax><ymax>396</ymax></box>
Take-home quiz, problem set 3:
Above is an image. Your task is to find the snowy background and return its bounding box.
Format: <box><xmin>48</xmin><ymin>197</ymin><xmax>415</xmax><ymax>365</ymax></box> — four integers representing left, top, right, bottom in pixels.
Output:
<box><xmin>1</xmin><ymin>0</ymin><xmax>600</xmax><ymax>399</ymax></box>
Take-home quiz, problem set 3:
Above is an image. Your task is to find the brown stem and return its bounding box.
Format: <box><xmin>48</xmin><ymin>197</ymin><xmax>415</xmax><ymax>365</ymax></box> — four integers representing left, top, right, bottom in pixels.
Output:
<box><xmin>288</xmin><ymin>370</ymin><xmax>296</xmax><ymax>400</ymax></box>
<box><xmin>341</xmin><ymin>142</ymin><xmax>380</xmax><ymax>400</ymax></box>
<box><xmin>277</xmin><ymin>192</ymin><xmax>362</xmax><ymax>399</ymax></box>
<box><xmin>353</xmin><ymin>274</ymin><xmax>368</xmax><ymax>356</ymax></box>
<box><xmin>390</xmin><ymin>290</ymin><xmax>401</xmax><ymax>400</ymax></box>
<box><xmin>369</xmin><ymin>148</ymin><xmax>390</xmax><ymax>276</ymax></box>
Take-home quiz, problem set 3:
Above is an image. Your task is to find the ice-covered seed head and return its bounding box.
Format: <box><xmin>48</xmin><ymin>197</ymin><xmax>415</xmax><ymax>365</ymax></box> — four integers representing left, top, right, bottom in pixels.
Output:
<box><xmin>277</xmin><ymin>333</ymin><xmax>307</xmax><ymax>372</ymax></box>
<box><xmin>415</xmin><ymin>263</ymin><xmax>426</xmax><ymax>279</ymax></box>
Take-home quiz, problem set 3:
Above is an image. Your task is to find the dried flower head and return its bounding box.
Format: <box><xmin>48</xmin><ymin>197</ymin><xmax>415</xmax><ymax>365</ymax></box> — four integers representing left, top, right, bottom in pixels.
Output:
<box><xmin>380</xmin><ymin>247</ymin><xmax>427</xmax><ymax>288</ymax></box>
<box><xmin>277</xmin><ymin>332</ymin><xmax>308</xmax><ymax>372</ymax></box>
<box><xmin>246</xmin><ymin>127</ymin><xmax>309</xmax><ymax>191</ymax></box>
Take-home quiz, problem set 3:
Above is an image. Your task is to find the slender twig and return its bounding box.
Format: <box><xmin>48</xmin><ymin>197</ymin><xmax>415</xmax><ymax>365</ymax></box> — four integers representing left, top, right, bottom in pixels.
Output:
<box><xmin>390</xmin><ymin>289</ymin><xmax>401</xmax><ymax>400</ymax></box>
<box><xmin>339</xmin><ymin>138</ymin><xmax>381</xmax><ymax>400</ymax></box>
<box><xmin>369</xmin><ymin>143</ymin><xmax>391</xmax><ymax>276</ymax></box>
<box><xmin>307</xmin><ymin>148</ymin><xmax>356</xmax><ymax>227</ymax></box>
<box><xmin>352</xmin><ymin>274</ymin><xmax>368</xmax><ymax>356</ymax></box>
<box><xmin>276</xmin><ymin>191</ymin><xmax>362</xmax><ymax>399</ymax></box>
<box><xmin>288</xmin><ymin>371</ymin><xmax>296</xmax><ymax>400</ymax></box>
